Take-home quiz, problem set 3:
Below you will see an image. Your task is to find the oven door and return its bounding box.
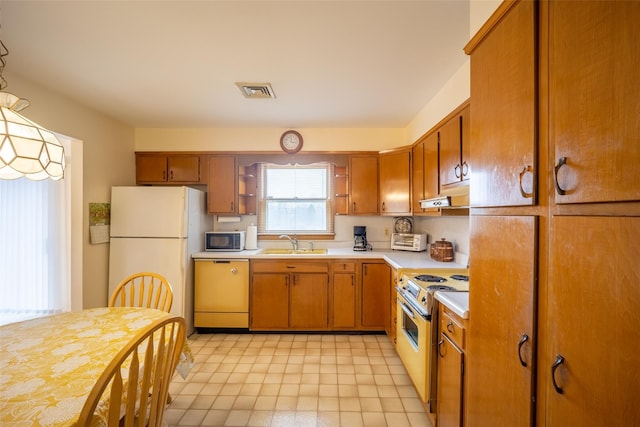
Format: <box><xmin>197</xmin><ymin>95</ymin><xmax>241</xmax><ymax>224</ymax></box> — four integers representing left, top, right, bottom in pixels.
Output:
<box><xmin>395</xmin><ymin>292</ymin><xmax>431</xmax><ymax>403</ymax></box>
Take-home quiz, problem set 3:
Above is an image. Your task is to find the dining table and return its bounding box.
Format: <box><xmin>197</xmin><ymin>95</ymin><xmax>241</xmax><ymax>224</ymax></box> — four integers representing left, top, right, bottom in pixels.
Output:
<box><xmin>0</xmin><ymin>307</ymin><xmax>193</xmax><ymax>427</ymax></box>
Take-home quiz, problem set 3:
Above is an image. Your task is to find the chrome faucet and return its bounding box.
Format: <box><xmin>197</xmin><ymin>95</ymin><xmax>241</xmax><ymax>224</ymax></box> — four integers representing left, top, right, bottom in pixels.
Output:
<box><xmin>279</xmin><ymin>234</ymin><xmax>298</xmax><ymax>251</ymax></box>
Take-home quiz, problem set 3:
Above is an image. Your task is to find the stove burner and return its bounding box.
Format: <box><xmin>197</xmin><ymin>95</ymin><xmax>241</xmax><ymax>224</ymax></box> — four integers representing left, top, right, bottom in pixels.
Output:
<box><xmin>414</xmin><ymin>274</ymin><xmax>446</xmax><ymax>283</ymax></box>
<box><xmin>450</xmin><ymin>274</ymin><xmax>469</xmax><ymax>282</ymax></box>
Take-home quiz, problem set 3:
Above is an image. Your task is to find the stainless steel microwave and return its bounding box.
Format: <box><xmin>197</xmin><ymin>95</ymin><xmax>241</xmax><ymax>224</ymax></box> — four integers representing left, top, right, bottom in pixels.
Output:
<box><xmin>205</xmin><ymin>231</ymin><xmax>245</xmax><ymax>251</ymax></box>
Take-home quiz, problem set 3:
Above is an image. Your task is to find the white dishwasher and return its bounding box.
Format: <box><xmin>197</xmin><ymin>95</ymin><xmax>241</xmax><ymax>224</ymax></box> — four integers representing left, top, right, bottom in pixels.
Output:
<box><xmin>194</xmin><ymin>259</ymin><xmax>249</xmax><ymax>328</ymax></box>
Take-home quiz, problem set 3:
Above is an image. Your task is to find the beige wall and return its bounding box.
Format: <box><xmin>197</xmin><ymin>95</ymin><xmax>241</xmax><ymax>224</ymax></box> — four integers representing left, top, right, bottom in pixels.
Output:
<box><xmin>6</xmin><ymin>71</ymin><xmax>136</xmax><ymax>309</ymax></box>
<box><xmin>135</xmin><ymin>127</ymin><xmax>407</xmax><ymax>152</ymax></box>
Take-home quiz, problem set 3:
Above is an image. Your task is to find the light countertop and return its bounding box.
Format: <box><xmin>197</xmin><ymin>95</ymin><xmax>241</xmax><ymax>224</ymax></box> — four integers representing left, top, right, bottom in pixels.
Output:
<box><xmin>192</xmin><ymin>248</ymin><xmax>467</xmax><ymax>271</ymax></box>
<box><xmin>435</xmin><ymin>291</ymin><xmax>469</xmax><ymax>319</ymax></box>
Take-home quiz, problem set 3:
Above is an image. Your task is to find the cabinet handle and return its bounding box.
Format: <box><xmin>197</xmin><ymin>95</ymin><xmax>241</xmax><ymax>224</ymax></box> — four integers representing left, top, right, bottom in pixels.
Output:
<box><xmin>230</xmin><ymin>201</ymin><xmax>234</xmax><ymax>211</ymax></box>
<box><xmin>381</xmin><ymin>202</ymin><xmax>386</xmax><ymax>212</ymax></box>
<box><xmin>230</xmin><ymin>268</ymin><xmax>238</xmax><ymax>274</ymax></box>
<box><xmin>352</xmin><ymin>201</ymin><xmax>356</xmax><ymax>212</ymax></box>
<box><xmin>553</xmin><ymin>157</ymin><xmax>568</xmax><ymax>195</ymax></box>
<box><xmin>518</xmin><ymin>165</ymin><xmax>534</xmax><ymax>199</ymax></box>
<box><xmin>446</xmin><ymin>321</ymin><xmax>454</xmax><ymax>333</ymax></box>
<box><xmin>454</xmin><ymin>163</ymin><xmax>461</xmax><ymax>178</ymax></box>
<box><xmin>438</xmin><ymin>338</ymin><xmax>445</xmax><ymax>358</ymax></box>
<box><xmin>551</xmin><ymin>354</ymin><xmax>565</xmax><ymax>394</ymax></box>
<box><xmin>517</xmin><ymin>333</ymin><xmax>529</xmax><ymax>367</ymax></box>
<box><xmin>461</xmin><ymin>161</ymin><xmax>469</xmax><ymax>177</ymax></box>
<box><xmin>170</xmin><ymin>170</ymin><xmax>174</xmax><ymax>180</ymax></box>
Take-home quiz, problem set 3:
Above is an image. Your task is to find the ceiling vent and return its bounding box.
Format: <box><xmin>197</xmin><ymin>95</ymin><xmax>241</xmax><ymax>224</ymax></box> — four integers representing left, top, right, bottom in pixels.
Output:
<box><xmin>235</xmin><ymin>82</ymin><xmax>276</xmax><ymax>99</ymax></box>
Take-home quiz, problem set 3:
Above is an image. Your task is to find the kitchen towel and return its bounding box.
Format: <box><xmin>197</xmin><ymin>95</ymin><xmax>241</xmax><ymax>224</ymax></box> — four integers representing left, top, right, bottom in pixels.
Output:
<box><xmin>245</xmin><ymin>224</ymin><xmax>258</xmax><ymax>249</ymax></box>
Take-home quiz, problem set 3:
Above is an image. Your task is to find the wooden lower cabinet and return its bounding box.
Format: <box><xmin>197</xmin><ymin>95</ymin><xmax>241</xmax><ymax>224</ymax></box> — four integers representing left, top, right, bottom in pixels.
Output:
<box><xmin>361</xmin><ymin>262</ymin><xmax>391</xmax><ymax>330</ymax></box>
<box><xmin>289</xmin><ymin>273</ymin><xmax>329</xmax><ymax>329</ymax></box>
<box><xmin>437</xmin><ymin>306</ymin><xmax>465</xmax><ymax>427</ymax></box>
<box><xmin>332</xmin><ymin>261</ymin><xmax>357</xmax><ymax>329</ymax></box>
<box><xmin>250</xmin><ymin>260</ymin><xmax>329</xmax><ymax>331</ymax></box>
<box><xmin>388</xmin><ymin>266</ymin><xmax>398</xmax><ymax>345</ymax></box>
<box><xmin>250</xmin><ymin>259</ymin><xmax>391</xmax><ymax>332</ymax></box>
<box><xmin>250</xmin><ymin>273</ymin><xmax>289</xmax><ymax>330</ymax></box>
<box><xmin>466</xmin><ymin>215</ymin><xmax>537</xmax><ymax>426</ymax></box>
<box><xmin>544</xmin><ymin>216</ymin><xmax>640</xmax><ymax>426</ymax></box>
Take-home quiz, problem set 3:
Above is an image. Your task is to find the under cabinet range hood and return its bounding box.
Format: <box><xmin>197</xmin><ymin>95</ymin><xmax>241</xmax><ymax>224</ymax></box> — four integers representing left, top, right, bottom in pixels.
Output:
<box><xmin>419</xmin><ymin>185</ymin><xmax>470</xmax><ymax>209</ymax></box>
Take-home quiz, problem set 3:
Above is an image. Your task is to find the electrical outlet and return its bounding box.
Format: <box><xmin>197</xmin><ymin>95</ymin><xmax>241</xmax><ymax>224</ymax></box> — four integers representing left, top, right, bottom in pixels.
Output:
<box><xmin>384</xmin><ymin>227</ymin><xmax>390</xmax><ymax>236</ymax></box>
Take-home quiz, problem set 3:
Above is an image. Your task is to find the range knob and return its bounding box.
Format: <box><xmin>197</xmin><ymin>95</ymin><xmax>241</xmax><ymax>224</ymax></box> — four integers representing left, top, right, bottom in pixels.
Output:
<box><xmin>421</xmin><ymin>296</ymin><xmax>427</xmax><ymax>305</ymax></box>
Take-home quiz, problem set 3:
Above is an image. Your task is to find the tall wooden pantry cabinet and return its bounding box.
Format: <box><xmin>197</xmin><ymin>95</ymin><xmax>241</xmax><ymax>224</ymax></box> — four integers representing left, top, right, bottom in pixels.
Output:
<box><xmin>464</xmin><ymin>1</ymin><xmax>640</xmax><ymax>426</ymax></box>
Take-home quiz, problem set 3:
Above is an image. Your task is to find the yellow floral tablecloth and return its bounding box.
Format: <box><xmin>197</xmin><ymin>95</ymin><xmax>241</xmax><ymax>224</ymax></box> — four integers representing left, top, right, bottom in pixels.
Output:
<box><xmin>0</xmin><ymin>307</ymin><xmax>193</xmax><ymax>427</ymax></box>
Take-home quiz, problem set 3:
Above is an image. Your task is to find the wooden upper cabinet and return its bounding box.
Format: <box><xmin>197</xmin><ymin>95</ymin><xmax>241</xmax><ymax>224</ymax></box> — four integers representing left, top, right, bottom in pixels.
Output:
<box><xmin>549</xmin><ymin>1</ymin><xmax>640</xmax><ymax>204</ymax></box>
<box><xmin>412</xmin><ymin>133</ymin><xmax>439</xmax><ymax>216</ymax></box>
<box><xmin>411</xmin><ymin>141</ymin><xmax>425</xmax><ymax>214</ymax></box>
<box><xmin>440</xmin><ymin>105</ymin><xmax>470</xmax><ymax>188</ymax></box>
<box><xmin>136</xmin><ymin>153</ymin><xmax>201</xmax><ymax>184</ymax></box>
<box><xmin>207</xmin><ymin>156</ymin><xmax>237</xmax><ymax>214</ymax></box>
<box><xmin>379</xmin><ymin>149</ymin><xmax>411</xmax><ymax>215</ymax></box>
<box><xmin>465</xmin><ymin>0</ymin><xmax>536</xmax><ymax>207</ymax></box>
<box><xmin>349</xmin><ymin>155</ymin><xmax>379</xmax><ymax>215</ymax></box>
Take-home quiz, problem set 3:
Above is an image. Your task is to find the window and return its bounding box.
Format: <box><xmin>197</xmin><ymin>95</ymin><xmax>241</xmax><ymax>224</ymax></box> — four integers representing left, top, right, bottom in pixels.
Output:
<box><xmin>257</xmin><ymin>163</ymin><xmax>334</xmax><ymax>235</ymax></box>
<box><xmin>0</xmin><ymin>176</ymin><xmax>71</xmax><ymax>325</ymax></box>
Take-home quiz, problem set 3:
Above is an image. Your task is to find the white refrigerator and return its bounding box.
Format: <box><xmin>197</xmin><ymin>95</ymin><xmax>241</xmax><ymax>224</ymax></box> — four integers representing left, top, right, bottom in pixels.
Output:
<box><xmin>108</xmin><ymin>186</ymin><xmax>209</xmax><ymax>335</ymax></box>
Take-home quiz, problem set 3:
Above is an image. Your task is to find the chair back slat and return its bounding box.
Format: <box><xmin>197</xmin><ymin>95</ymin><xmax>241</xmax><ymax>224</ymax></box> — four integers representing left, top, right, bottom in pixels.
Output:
<box><xmin>109</xmin><ymin>272</ymin><xmax>173</xmax><ymax>312</ymax></box>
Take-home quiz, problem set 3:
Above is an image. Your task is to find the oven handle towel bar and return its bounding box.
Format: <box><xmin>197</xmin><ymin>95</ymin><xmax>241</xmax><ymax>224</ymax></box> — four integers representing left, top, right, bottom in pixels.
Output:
<box><xmin>399</xmin><ymin>300</ymin><xmax>417</xmax><ymax>320</ymax></box>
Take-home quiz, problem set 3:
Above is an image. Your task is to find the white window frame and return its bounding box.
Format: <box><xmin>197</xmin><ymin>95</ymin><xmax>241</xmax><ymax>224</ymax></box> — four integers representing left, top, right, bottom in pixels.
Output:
<box><xmin>256</xmin><ymin>162</ymin><xmax>335</xmax><ymax>236</ymax></box>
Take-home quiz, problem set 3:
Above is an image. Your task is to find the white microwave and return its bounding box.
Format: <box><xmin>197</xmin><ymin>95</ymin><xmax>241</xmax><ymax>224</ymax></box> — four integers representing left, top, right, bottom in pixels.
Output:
<box><xmin>391</xmin><ymin>233</ymin><xmax>427</xmax><ymax>252</ymax></box>
<box><xmin>205</xmin><ymin>231</ymin><xmax>245</xmax><ymax>251</ymax></box>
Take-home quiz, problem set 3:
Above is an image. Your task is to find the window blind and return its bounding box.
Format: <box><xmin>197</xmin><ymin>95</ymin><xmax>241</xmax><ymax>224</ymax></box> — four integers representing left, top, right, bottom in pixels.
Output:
<box><xmin>257</xmin><ymin>163</ymin><xmax>335</xmax><ymax>235</ymax></box>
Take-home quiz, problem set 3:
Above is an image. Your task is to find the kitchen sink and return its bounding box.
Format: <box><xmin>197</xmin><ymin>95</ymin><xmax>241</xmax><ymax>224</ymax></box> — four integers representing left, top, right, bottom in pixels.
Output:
<box><xmin>258</xmin><ymin>248</ymin><xmax>328</xmax><ymax>255</ymax></box>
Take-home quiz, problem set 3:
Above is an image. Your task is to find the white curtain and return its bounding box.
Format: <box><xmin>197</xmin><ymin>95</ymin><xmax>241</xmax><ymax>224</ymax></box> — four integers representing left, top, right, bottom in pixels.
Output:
<box><xmin>0</xmin><ymin>164</ymin><xmax>71</xmax><ymax>326</ymax></box>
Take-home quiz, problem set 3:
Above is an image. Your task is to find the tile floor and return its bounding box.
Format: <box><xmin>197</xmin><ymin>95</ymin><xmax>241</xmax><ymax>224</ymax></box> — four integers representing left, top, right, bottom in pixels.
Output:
<box><xmin>164</xmin><ymin>333</ymin><xmax>433</xmax><ymax>427</ymax></box>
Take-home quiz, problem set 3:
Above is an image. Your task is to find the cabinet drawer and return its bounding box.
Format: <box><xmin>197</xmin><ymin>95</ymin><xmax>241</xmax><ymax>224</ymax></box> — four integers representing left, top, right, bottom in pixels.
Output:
<box><xmin>251</xmin><ymin>260</ymin><xmax>329</xmax><ymax>273</ymax></box>
<box><xmin>332</xmin><ymin>261</ymin><xmax>356</xmax><ymax>273</ymax></box>
<box><xmin>441</xmin><ymin>309</ymin><xmax>465</xmax><ymax>350</ymax></box>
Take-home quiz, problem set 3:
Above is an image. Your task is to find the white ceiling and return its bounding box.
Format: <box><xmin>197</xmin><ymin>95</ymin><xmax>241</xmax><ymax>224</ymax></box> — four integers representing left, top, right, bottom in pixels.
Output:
<box><xmin>1</xmin><ymin>1</ymin><xmax>470</xmax><ymax>129</ymax></box>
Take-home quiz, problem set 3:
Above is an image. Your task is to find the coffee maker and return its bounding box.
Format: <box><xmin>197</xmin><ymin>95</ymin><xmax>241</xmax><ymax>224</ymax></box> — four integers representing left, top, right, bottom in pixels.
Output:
<box><xmin>353</xmin><ymin>226</ymin><xmax>369</xmax><ymax>251</ymax></box>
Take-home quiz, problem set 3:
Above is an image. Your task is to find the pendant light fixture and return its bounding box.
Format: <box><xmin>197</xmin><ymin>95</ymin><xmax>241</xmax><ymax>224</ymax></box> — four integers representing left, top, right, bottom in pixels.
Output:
<box><xmin>0</xmin><ymin>39</ymin><xmax>65</xmax><ymax>181</ymax></box>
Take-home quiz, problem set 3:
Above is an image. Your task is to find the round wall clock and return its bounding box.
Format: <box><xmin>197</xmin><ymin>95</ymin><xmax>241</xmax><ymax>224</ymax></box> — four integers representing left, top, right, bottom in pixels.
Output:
<box><xmin>280</xmin><ymin>130</ymin><xmax>303</xmax><ymax>154</ymax></box>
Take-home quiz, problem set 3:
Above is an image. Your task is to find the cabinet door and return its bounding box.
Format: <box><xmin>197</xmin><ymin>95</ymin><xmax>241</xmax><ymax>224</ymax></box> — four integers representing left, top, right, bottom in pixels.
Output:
<box><xmin>437</xmin><ymin>333</ymin><xmax>464</xmax><ymax>427</ymax></box>
<box><xmin>136</xmin><ymin>155</ymin><xmax>168</xmax><ymax>182</ymax></box>
<box><xmin>350</xmin><ymin>156</ymin><xmax>378</xmax><ymax>215</ymax></box>
<box><xmin>550</xmin><ymin>1</ymin><xmax>640</xmax><ymax>204</ymax></box>
<box><xmin>468</xmin><ymin>0</ymin><xmax>536</xmax><ymax>207</ymax></box>
<box><xmin>439</xmin><ymin>113</ymin><xmax>463</xmax><ymax>187</ymax></box>
<box><xmin>168</xmin><ymin>156</ymin><xmax>200</xmax><ymax>182</ymax></box>
<box><xmin>290</xmin><ymin>273</ymin><xmax>329</xmax><ymax>329</ymax></box>
<box><xmin>545</xmin><ymin>216</ymin><xmax>640</xmax><ymax>426</ymax></box>
<box><xmin>411</xmin><ymin>141</ymin><xmax>425</xmax><ymax>214</ymax></box>
<box><xmin>250</xmin><ymin>273</ymin><xmax>288</xmax><ymax>330</ymax></box>
<box><xmin>207</xmin><ymin>156</ymin><xmax>237</xmax><ymax>214</ymax></box>
<box><xmin>466</xmin><ymin>215</ymin><xmax>536</xmax><ymax>427</ymax></box>
<box><xmin>379</xmin><ymin>150</ymin><xmax>411</xmax><ymax>215</ymax></box>
<box><xmin>361</xmin><ymin>262</ymin><xmax>390</xmax><ymax>329</ymax></box>
<box><xmin>333</xmin><ymin>272</ymin><xmax>356</xmax><ymax>329</ymax></box>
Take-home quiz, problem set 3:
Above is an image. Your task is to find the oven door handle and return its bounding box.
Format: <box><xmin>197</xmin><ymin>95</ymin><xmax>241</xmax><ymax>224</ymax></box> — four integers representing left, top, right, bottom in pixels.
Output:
<box><xmin>399</xmin><ymin>300</ymin><xmax>416</xmax><ymax>320</ymax></box>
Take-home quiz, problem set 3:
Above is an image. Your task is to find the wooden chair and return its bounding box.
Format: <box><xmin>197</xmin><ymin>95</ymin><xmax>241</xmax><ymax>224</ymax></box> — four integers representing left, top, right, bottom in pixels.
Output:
<box><xmin>77</xmin><ymin>315</ymin><xmax>186</xmax><ymax>427</ymax></box>
<box><xmin>109</xmin><ymin>272</ymin><xmax>173</xmax><ymax>312</ymax></box>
